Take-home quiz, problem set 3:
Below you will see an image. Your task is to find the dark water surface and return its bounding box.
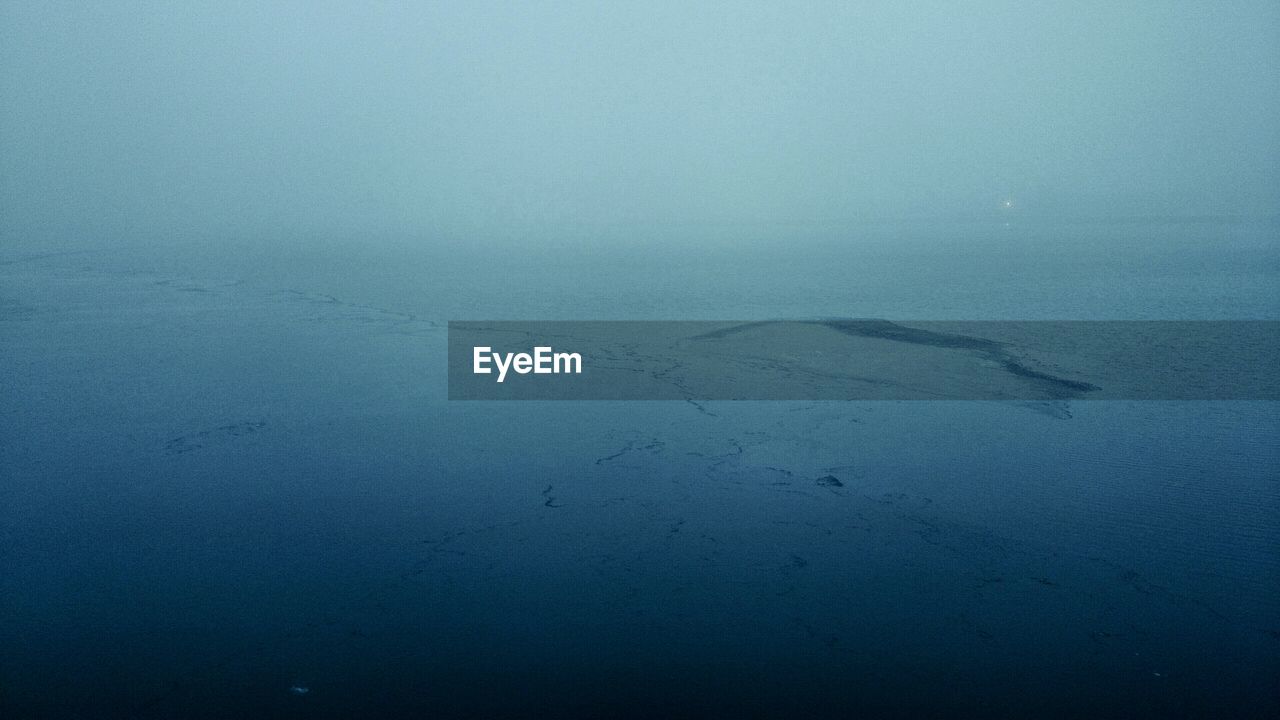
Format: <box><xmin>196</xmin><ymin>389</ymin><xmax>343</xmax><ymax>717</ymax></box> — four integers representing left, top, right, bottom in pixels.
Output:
<box><xmin>2</xmin><ymin>220</ymin><xmax>1278</xmax><ymax>717</ymax></box>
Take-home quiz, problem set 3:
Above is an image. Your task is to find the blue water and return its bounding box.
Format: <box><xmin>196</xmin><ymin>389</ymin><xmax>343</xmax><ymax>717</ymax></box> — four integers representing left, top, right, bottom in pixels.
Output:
<box><xmin>2</xmin><ymin>219</ymin><xmax>1278</xmax><ymax>717</ymax></box>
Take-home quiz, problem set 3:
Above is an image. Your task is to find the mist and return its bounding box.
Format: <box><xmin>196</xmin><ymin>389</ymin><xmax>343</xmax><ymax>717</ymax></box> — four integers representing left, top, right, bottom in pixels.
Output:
<box><xmin>5</xmin><ymin>5</ymin><xmax>1280</xmax><ymax>718</ymax></box>
<box><xmin>2</xmin><ymin>1</ymin><xmax>1277</xmax><ymax>246</ymax></box>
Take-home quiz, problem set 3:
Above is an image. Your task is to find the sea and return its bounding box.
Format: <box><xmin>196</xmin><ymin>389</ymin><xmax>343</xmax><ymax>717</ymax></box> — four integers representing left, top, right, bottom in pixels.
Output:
<box><xmin>2</xmin><ymin>217</ymin><xmax>1277</xmax><ymax>718</ymax></box>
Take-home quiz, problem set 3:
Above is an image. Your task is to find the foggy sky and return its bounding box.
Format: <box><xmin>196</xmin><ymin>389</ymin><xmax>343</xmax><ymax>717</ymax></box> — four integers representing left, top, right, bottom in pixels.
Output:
<box><xmin>2</xmin><ymin>1</ymin><xmax>1277</xmax><ymax>244</ymax></box>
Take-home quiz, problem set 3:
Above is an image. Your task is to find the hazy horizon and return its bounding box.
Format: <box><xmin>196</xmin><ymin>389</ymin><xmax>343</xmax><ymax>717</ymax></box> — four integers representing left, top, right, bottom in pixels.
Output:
<box><xmin>3</xmin><ymin>5</ymin><xmax>1279</xmax><ymax>717</ymax></box>
<box><xmin>3</xmin><ymin>1</ymin><xmax>1278</xmax><ymax>247</ymax></box>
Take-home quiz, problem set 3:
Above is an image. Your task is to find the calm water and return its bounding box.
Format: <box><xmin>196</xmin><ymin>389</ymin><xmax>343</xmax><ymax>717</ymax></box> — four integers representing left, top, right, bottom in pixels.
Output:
<box><xmin>2</xmin><ymin>219</ymin><xmax>1278</xmax><ymax>717</ymax></box>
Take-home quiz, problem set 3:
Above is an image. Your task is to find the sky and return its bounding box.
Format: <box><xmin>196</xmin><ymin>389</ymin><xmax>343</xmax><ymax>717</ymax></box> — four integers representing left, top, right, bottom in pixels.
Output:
<box><xmin>2</xmin><ymin>1</ymin><xmax>1277</xmax><ymax>244</ymax></box>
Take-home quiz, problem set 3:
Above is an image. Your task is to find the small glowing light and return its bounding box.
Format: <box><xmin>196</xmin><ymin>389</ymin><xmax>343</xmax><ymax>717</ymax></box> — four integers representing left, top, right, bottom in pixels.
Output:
<box><xmin>1002</xmin><ymin>199</ymin><xmax>1014</xmax><ymax>209</ymax></box>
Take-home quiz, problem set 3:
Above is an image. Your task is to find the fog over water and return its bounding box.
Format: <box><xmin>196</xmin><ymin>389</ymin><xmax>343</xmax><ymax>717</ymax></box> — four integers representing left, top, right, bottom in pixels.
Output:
<box><xmin>2</xmin><ymin>3</ymin><xmax>1278</xmax><ymax>719</ymax></box>
<box><xmin>3</xmin><ymin>1</ymin><xmax>1278</xmax><ymax>247</ymax></box>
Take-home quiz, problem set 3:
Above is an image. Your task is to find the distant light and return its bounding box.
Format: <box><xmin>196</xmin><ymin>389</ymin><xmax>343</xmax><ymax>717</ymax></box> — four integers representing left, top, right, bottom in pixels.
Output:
<box><xmin>1002</xmin><ymin>199</ymin><xmax>1014</xmax><ymax>209</ymax></box>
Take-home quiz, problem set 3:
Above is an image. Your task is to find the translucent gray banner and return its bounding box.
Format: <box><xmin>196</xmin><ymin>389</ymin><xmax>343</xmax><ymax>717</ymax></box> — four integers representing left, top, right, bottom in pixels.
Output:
<box><xmin>447</xmin><ymin>321</ymin><xmax>1279</xmax><ymax>400</ymax></box>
